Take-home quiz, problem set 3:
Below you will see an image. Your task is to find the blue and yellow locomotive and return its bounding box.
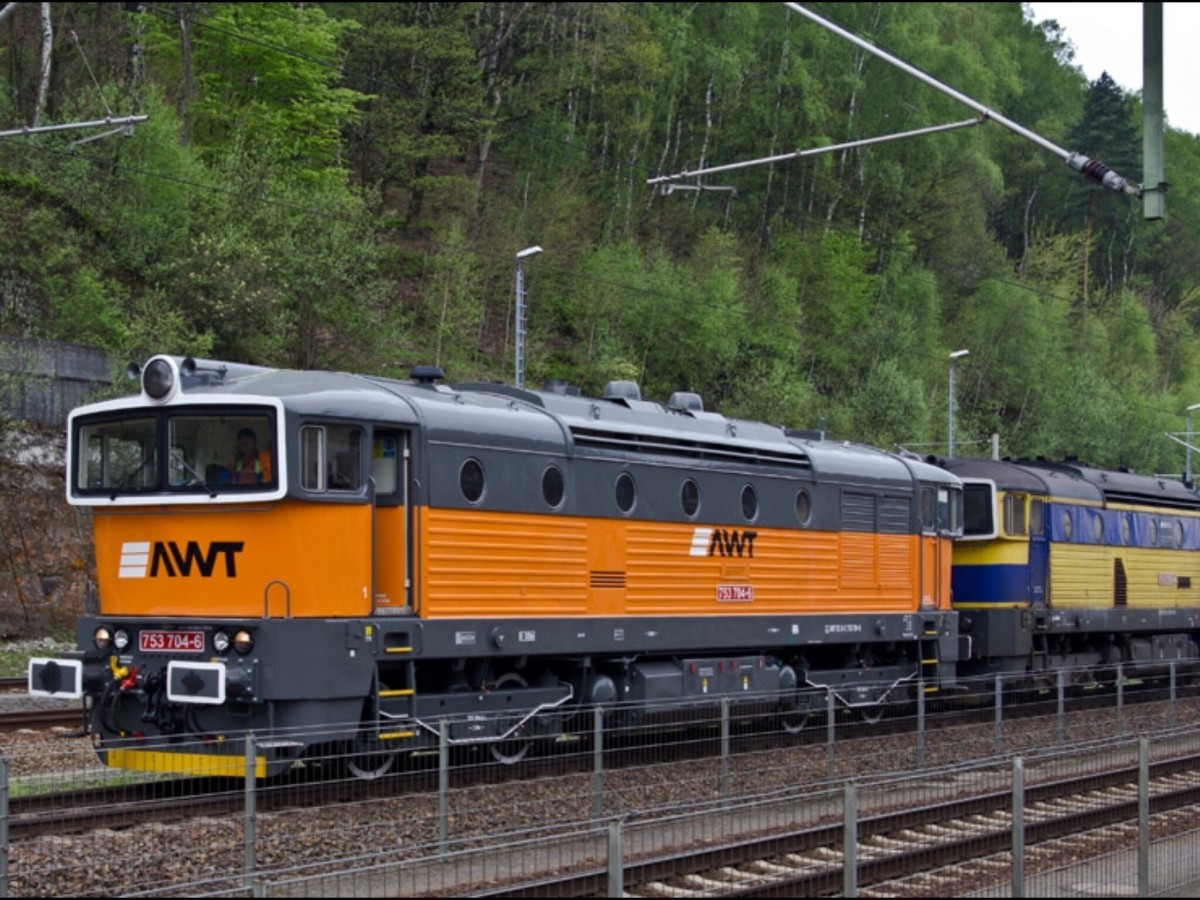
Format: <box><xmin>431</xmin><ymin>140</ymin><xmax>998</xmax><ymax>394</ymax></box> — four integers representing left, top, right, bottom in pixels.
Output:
<box><xmin>943</xmin><ymin>457</ymin><xmax>1200</xmax><ymax>683</ymax></box>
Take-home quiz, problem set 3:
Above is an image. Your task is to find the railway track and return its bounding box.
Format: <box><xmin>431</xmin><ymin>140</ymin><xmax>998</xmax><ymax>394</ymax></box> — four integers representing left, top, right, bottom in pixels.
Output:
<box><xmin>466</xmin><ymin>753</ymin><xmax>1200</xmax><ymax>898</ymax></box>
<box><xmin>0</xmin><ymin>707</ymin><xmax>84</xmax><ymax>731</ymax></box>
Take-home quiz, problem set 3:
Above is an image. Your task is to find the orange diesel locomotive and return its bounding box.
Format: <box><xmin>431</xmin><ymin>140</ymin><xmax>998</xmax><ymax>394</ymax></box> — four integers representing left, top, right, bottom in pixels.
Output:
<box><xmin>30</xmin><ymin>355</ymin><xmax>963</xmax><ymax>777</ymax></box>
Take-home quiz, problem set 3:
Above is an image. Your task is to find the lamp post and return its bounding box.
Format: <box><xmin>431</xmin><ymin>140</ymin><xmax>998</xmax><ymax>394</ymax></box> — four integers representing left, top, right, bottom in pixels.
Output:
<box><xmin>1187</xmin><ymin>402</ymin><xmax>1200</xmax><ymax>485</ymax></box>
<box><xmin>948</xmin><ymin>349</ymin><xmax>969</xmax><ymax>458</ymax></box>
<box><xmin>514</xmin><ymin>245</ymin><xmax>543</xmax><ymax>389</ymax></box>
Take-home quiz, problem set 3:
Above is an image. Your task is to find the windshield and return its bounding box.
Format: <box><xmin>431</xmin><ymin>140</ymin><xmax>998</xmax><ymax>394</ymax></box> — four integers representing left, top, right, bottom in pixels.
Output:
<box><xmin>75</xmin><ymin>409</ymin><xmax>276</xmax><ymax>496</ymax></box>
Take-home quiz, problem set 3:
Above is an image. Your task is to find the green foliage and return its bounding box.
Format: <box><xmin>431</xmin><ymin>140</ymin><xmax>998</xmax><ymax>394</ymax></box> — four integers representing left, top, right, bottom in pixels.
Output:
<box><xmin>144</xmin><ymin>3</ymin><xmax>368</xmax><ymax>179</ymax></box>
<box><xmin>1</xmin><ymin>2</ymin><xmax>1199</xmax><ymax>474</ymax></box>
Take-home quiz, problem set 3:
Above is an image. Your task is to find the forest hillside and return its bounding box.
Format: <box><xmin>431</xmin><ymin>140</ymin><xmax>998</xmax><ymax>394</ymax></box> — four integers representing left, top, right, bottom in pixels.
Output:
<box><xmin>2</xmin><ymin>1</ymin><xmax>1200</xmax><ymax>476</ymax></box>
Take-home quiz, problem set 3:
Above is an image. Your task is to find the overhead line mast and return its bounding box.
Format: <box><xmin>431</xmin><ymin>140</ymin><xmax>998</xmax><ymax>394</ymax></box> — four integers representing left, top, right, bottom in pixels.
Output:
<box><xmin>649</xmin><ymin>3</ymin><xmax>1144</xmax><ymax>201</ymax></box>
<box><xmin>780</xmin><ymin>2</ymin><xmax>1141</xmax><ymax>198</ymax></box>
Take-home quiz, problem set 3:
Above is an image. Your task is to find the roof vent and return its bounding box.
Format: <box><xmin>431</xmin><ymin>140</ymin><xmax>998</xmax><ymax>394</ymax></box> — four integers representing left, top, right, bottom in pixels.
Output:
<box><xmin>410</xmin><ymin>365</ymin><xmax>446</xmax><ymax>386</ymax></box>
<box><xmin>602</xmin><ymin>380</ymin><xmax>641</xmax><ymax>402</ymax></box>
<box><xmin>667</xmin><ymin>391</ymin><xmax>703</xmax><ymax>412</ymax></box>
<box><xmin>544</xmin><ymin>379</ymin><xmax>580</xmax><ymax>396</ymax></box>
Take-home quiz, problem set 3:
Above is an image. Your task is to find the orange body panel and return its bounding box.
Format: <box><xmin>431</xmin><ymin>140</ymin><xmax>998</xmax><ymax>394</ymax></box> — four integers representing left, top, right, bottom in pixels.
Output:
<box><xmin>93</xmin><ymin>501</ymin><xmax>373</xmax><ymax>618</ymax></box>
<box><xmin>418</xmin><ymin>509</ymin><xmax>941</xmax><ymax>618</ymax></box>
<box><xmin>920</xmin><ymin>534</ymin><xmax>952</xmax><ymax>610</ymax></box>
<box><xmin>373</xmin><ymin>505</ymin><xmax>408</xmax><ymax>609</ymax></box>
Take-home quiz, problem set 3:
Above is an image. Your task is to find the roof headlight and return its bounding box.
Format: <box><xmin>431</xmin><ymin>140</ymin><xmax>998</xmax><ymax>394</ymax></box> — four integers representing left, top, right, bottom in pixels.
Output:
<box><xmin>112</xmin><ymin>629</ymin><xmax>130</xmax><ymax>652</ymax></box>
<box><xmin>212</xmin><ymin>631</ymin><xmax>231</xmax><ymax>654</ymax></box>
<box><xmin>143</xmin><ymin>358</ymin><xmax>176</xmax><ymax>401</ymax></box>
<box><xmin>93</xmin><ymin>626</ymin><xmax>112</xmax><ymax>650</ymax></box>
<box><xmin>233</xmin><ymin>630</ymin><xmax>254</xmax><ymax>654</ymax></box>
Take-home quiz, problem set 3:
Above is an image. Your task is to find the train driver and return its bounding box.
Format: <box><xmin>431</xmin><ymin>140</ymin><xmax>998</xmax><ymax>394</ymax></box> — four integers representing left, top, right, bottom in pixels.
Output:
<box><xmin>228</xmin><ymin>427</ymin><xmax>273</xmax><ymax>485</ymax></box>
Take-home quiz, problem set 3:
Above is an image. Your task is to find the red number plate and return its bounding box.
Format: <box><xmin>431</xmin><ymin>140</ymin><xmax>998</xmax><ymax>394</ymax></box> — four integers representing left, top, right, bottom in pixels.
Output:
<box><xmin>716</xmin><ymin>585</ymin><xmax>754</xmax><ymax>602</ymax></box>
<box><xmin>139</xmin><ymin>630</ymin><xmax>205</xmax><ymax>653</ymax></box>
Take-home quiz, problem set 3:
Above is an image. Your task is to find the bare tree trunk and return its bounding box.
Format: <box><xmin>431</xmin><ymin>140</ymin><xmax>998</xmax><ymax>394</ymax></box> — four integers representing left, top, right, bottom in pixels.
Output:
<box><xmin>0</xmin><ymin>4</ymin><xmax>19</xmax><ymax>26</ymax></box>
<box><xmin>31</xmin><ymin>2</ymin><xmax>51</xmax><ymax>128</ymax></box>
<box><xmin>177</xmin><ymin>3</ymin><xmax>192</xmax><ymax>145</ymax></box>
<box><xmin>124</xmin><ymin>2</ymin><xmax>144</xmax><ymax>90</ymax></box>
<box><xmin>1018</xmin><ymin>186</ymin><xmax>1037</xmax><ymax>278</ymax></box>
<box><xmin>691</xmin><ymin>74</ymin><xmax>714</xmax><ymax>213</ymax></box>
<box><xmin>473</xmin><ymin>3</ymin><xmax>526</xmax><ymax>222</ymax></box>
<box><xmin>759</xmin><ymin>23</ymin><xmax>791</xmax><ymax>245</ymax></box>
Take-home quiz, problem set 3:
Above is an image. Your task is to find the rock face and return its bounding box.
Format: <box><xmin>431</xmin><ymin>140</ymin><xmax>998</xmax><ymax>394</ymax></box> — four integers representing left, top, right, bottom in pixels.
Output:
<box><xmin>0</xmin><ymin>423</ymin><xmax>90</xmax><ymax>639</ymax></box>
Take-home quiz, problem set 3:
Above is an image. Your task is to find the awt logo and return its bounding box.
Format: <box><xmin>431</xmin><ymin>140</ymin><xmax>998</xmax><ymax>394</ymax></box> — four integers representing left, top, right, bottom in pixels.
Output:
<box><xmin>118</xmin><ymin>541</ymin><xmax>245</xmax><ymax>578</ymax></box>
<box><xmin>689</xmin><ymin>528</ymin><xmax>758</xmax><ymax>558</ymax></box>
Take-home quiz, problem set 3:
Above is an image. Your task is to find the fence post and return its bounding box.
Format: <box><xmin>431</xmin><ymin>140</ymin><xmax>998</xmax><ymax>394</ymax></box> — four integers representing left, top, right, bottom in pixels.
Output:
<box><xmin>593</xmin><ymin>707</ymin><xmax>604</xmax><ymax>819</ymax></box>
<box><xmin>1138</xmin><ymin>738</ymin><xmax>1150</xmax><ymax>896</ymax></box>
<box><xmin>1169</xmin><ymin>662</ymin><xmax>1177</xmax><ymax>730</ymax></box>
<box><xmin>826</xmin><ymin>688</ymin><xmax>837</xmax><ymax>781</ymax></box>
<box><xmin>994</xmin><ymin>674</ymin><xmax>1003</xmax><ymax>756</ymax></box>
<box><xmin>1056</xmin><ymin>670</ymin><xmax>1065</xmax><ymax>747</ymax></box>
<box><xmin>720</xmin><ymin>696</ymin><xmax>730</xmax><ymax>800</ymax></box>
<box><xmin>244</xmin><ymin>733</ymin><xmax>257</xmax><ymax>889</ymax></box>
<box><xmin>1117</xmin><ymin>663</ymin><xmax>1125</xmax><ymax>736</ymax></box>
<box><xmin>1012</xmin><ymin>757</ymin><xmax>1025</xmax><ymax>898</ymax></box>
<box><xmin>916</xmin><ymin>680</ymin><xmax>926</xmax><ymax>769</ymax></box>
<box><xmin>607</xmin><ymin>821</ymin><xmax>624</xmax><ymax>898</ymax></box>
<box><xmin>1</xmin><ymin>752</ymin><xmax>8</xmax><ymax>899</ymax></box>
<box><xmin>843</xmin><ymin>783</ymin><xmax>858</xmax><ymax>898</ymax></box>
<box><xmin>439</xmin><ymin>718</ymin><xmax>450</xmax><ymax>854</ymax></box>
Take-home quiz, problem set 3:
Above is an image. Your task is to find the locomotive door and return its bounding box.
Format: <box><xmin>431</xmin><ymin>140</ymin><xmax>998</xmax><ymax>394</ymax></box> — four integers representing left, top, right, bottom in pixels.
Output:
<box><xmin>1027</xmin><ymin>497</ymin><xmax>1048</xmax><ymax>606</ymax></box>
<box><xmin>918</xmin><ymin>486</ymin><xmax>943</xmax><ymax>609</ymax></box>
<box><xmin>371</xmin><ymin>430</ymin><xmax>411</xmax><ymax>612</ymax></box>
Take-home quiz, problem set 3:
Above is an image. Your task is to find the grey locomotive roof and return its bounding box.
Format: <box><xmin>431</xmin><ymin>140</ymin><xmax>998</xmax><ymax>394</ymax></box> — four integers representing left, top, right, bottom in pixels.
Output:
<box><xmin>169</xmin><ymin>360</ymin><xmax>958</xmax><ymax>487</ymax></box>
<box><xmin>1021</xmin><ymin>458</ymin><xmax>1200</xmax><ymax>509</ymax></box>
<box><xmin>940</xmin><ymin>458</ymin><xmax>1055</xmax><ymax>494</ymax></box>
<box><xmin>941</xmin><ymin>457</ymin><xmax>1200</xmax><ymax>510</ymax></box>
<box><xmin>790</xmin><ymin>440</ymin><xmax>928</xmax><ymax>486</ymax></box>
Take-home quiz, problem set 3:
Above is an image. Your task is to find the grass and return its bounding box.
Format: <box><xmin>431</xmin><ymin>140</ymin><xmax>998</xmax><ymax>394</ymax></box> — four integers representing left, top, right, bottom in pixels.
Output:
<box><xmin>0</xmin><ymin>635</ymin><xmax>75</xmax><ymax>677</ymax></box>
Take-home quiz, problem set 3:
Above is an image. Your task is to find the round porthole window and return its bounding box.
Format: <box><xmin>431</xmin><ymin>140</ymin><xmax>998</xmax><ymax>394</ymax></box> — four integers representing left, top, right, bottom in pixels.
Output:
<box><xmin>1120</xmin><ymin>515</ymin><xmax>1131</xmax><ymax>545</ymax></box>
<box><xmin>1175</xmin><ymin>520</ymin><xmax>1185</xmax><ymax>549</ymax></box>
<box><xmin>1148</xmin><ymin>519</ymin><xmax>1159</xmax><ymax>547</ymax></box>
<box><xmin>741</xmin><ymin>484</ymin><xmax>758</xmax><ymax>521</ymax></box>
<box><xmin>542</xmin><ymin>465</ymin><xmax>564</xmax><ymax>509</ymax></box>
<box><xmin>459</xmin><ymin>458</ymin><xmax>485</xmax><ymax>504</ymax></box>
<box><xmin>1091</xmin><ymin>513</ymin><xmax>1103</xmax><ymax>542</ymax></box>
<box><xmin>795</xmin><ymin>489</ymin><xmax>813</xmax><ymax>526</ymax></box>
<box><xmin>680</xmin><ymin>479</ymin><xmax>700</xmax><ymax>518</ymax></box>
<box><xmin>1061</xmin><ymin>511</ymin><xmax>1073</xmax><ymax>541</ymax></box>
<box><xmin>615</xmin><ymin>472</ymin><xmax>636</xmax><ymax>514</ymax></box>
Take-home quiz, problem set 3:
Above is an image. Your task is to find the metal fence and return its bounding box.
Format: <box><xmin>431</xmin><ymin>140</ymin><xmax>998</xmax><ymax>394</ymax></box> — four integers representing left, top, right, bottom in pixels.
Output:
<box><xmin>2</xmin><ymin>663</ymin><xmax>1200</xmax><ymax>897</ymax></box>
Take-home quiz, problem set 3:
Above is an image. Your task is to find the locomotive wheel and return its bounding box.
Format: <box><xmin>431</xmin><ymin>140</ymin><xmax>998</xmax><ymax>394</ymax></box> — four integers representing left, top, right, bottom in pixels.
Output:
<box><xmin>347</xmin><ymin>744</ymin><xmax>399</xmax><ymax>780</ymax></box>
<box><xmin>856</xmin><ymin>703</ymin><xmax>886</xmax><ymax>725</ymax></box>
<box><xmin>780</xmin><ymin>709</ymin><xmax>810</xmax><ymax>734</ymax></box>
<box><xmin>488</xmin><ymin>672</ymin><xmax>532</xmax><ymax>765</ymax></box>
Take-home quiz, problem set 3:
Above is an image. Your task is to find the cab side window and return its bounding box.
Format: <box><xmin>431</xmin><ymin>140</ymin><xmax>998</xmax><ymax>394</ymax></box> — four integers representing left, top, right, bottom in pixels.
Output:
<box><xmin>1004</xmin><ymin>494</ymin><xmax>1027</xmax><ymax>536</ymax></box>
<box><xmin>300</xmin><ymin>424</ymin><xmax>363</xmax><ymax>492</ymax></box>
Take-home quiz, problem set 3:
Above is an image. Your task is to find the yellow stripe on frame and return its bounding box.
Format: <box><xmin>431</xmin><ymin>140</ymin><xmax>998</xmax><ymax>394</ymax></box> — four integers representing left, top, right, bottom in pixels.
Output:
<box><xmin>107</xmin><ymin>748</ymin><xmax>267</xmax><ymax>778</ymax></box>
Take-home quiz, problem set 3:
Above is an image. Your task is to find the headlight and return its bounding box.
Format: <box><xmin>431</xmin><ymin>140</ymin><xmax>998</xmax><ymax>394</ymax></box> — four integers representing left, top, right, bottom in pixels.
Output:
<box><xmin>142</xmin><ymin>358</ymin><xmax>175</xmax><ymax>400</ymax></box>
<box><xmin>233</xmin><ymin>630</ymin><xmax>254</xmax><ymax>654</ymax></box>
<box><xmin>212</xmin><ymin>631</ymin><xmax>231</xmax><ymax>654</ymax></box>
<box><xmin>113</xmin><ymin>630</ymin><xmax>130</xmax><ymax>651</ymax></box>
<box><xmin>93</xmin><ymin>626</ymin><xmax>112</xmax><ymax>650</ymax></box>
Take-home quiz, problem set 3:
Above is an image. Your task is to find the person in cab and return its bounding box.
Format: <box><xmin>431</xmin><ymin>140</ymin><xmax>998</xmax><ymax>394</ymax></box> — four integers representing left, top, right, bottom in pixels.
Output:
<box><xmin>228</xmin><ymin>427</ymin><xmax>273</xmax><ymax>485</ymax></box>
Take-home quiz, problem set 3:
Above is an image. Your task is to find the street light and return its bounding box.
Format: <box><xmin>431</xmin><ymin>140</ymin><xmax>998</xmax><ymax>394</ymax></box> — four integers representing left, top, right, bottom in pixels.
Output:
<box><xmin>1187</xmin><ymin>402</ymin><xmax>1200</xmax><ymax>484</ymax></box>
<box><xmin>514</xmin><ymin>245</ymin><xmax>543</xmax><ymax>389</ymax></box>
<box><xmin>948</xmin><ymin>349</ymin><xmax>969</xmax><ymax>458</ymax></box>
